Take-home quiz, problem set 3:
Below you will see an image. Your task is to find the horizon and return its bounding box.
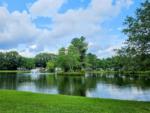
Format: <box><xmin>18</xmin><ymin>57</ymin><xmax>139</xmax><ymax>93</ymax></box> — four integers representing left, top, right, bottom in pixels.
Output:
<box><xmin>0</xmin><ymin>0</ymin><xmax>143</xmax><ymax>58</ymax></box>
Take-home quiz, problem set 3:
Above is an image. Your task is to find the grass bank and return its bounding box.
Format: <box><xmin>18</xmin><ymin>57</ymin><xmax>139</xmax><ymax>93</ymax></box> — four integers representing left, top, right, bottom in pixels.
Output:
<box><xmin>57</xmin><ymin>71</ymin><xmax>85</xmax><ymax>76</ymax></box>
<box><xmin>0</xmin><ymin>70</ymin><xmax>150</xmax><ymax>76</ymax></box>
<box><xmin>0</xmin><ymin>90</ymin><xmax>150</xmax><ymax>113</ymax></box>
<box><xmin>90</xmin><ymin>70</ymin><xmax>150</xmax><ymax>75</ymax></box>
<box><xmin>57</xmin><ymin>70</ymin><xmax>150</xmax><ymax>76</ymax></box>
<box><xmin>0</xmin><ymin>70</ymin><xmax>30</xmax><ymax>73</ymax></box>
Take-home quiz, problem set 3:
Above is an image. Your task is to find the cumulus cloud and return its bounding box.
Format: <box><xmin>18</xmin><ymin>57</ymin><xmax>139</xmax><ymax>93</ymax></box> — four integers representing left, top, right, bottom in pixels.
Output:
<box><xmin>0</xmin><ymin>6</ymin><xmax>40</xmax><ymax>48</ymax></box>
<box><xmin>35</xmin><ymin>0</ymin><xmax>133</xmax><ymax>51</ymax></box>
<box><xmin>0</xmin><ymin>0</ymin><xmax>134</xmax><ymax>57</ymax></box>
<box><xmin>29</xmin><ymin>0</ymin><xmax>66</xmax><ymax>18</ymax></box>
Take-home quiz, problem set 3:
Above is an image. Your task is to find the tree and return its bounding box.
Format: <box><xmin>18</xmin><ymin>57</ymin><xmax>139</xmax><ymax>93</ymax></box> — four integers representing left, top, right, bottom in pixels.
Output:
<box><xmin>71</xmin><ymin>36</ymin><xmax>88</xmax><ymax>69</ymax></box>
<box><xmin>20</xmin><ymin>57</ymin><xmax>35</xmax><ymax>70</ymax></box>
<box><xmin>56</xmin><ymin>47</ymin><xmax>69</xmax><ymax>72</ymax></box>
<box><xmin>86</xmin><ymin>53</ymin><xmax>98</xmax><ymax>70</ymax></box>
<box><xmin>56</xmin><ymin>46</ymin><xmax>80</xmax><ymax>72</ymax></box>
<box><xmin>46</xmin><ymin>61</ymin><xmax>55</xmax><ymax>72</ymax></box>
<box><xmin>0</xmin><ymin>51</ymin><xmax>22</xmax><ymax>70</ymax></box>
<box><xmin>123</xmin><ymin>0</ymin><xmax>150</xmax><ymax>56</ymax></box>
<box><xmin>67</xmin><ymin>45</ymin><xmax>80</xmax><ymax>71</ymax></box>
<box><xmin>35</xmin><ymin>53</ymin><xmax>56</xmax><ymax>68</ymax></box>
<box><xmin>118</xmin><ymin>1</ymin><xmax>150</xmax><ymax>71</ymax></box>
<box><xmin>0</xmin><ymin>52</ymin><xmax>5</xmax><ymax>70</ymax></box>
<box><xmin>0</xmin><ymin>51</ymin><xmax>36</xmax><ymax>70</ymax></box>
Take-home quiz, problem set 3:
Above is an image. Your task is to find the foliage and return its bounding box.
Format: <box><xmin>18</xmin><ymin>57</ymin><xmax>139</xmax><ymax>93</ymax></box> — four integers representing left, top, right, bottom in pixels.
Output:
<box><xmin>46</xmin><ymin>61</ymin><xmax>55</xmax><ymax>72</ymax></box>
<box><xmin>71</xmin><ymin>36</ymin><xmax>88</xmax><ymax>69</ymax></box>
<box><xmin>67</xmin><ymin>45</ymin><xmax>80</xmax><ymax>71</ymax></box>
<box><xmin>56</xmin><ymin>47</ymin><xmax>69</xmax><ymax>72</ymax></box>
<box><xmin>117</xmin><ymin>0</ymin><xmax>150</xmax><ymax>71</ymax></box>
<box><xmin>20</xmin><ymin>57</ymin><xmax>35</xmax><ymax>70</ymax></box>
<box><xmin>56</xmin><ymin>46</ymin><xmax>80</xmax><ymax>72</ymax></box>
<box><xmin>56</xmin><ymin>37</ymin><xmax>87</xmax><ymax>72</ymax></box>
<box><xmin>35</xmin><ymin>53</ymin><xmax>56</xmax><ymax>68</ymax></box>
<box><xmin>0</xmin><ymin>51</ymin><xmax>22</xmax><ymax>70</ymax></box>
<box><xmin>86</xmin><ymin>53</ymin><xmax>99</xmax><ymax>70</ymax></box>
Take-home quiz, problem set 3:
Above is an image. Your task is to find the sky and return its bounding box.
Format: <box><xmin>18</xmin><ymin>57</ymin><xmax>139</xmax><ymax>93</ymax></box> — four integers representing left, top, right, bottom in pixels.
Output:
<box><xmin>0</xmin><ymin>0</ymin><xmax>144</xmax><ymax>58</ymax></box>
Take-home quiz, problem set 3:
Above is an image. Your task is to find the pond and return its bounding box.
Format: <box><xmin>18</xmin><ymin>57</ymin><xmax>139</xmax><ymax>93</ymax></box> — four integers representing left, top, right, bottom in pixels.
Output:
<box><xmin>0</xmin><ymin>72</ymin><xmax>150</xmax><ymax>101</ymax></box>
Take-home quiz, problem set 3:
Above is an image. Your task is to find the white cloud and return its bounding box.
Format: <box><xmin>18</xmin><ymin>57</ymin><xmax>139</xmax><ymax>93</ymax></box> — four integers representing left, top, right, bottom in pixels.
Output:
<box><xmin>0</xmin><ymin>0</ymin><xmax>134</xmax><ymax>57</ymax></box>
<box><xmin>19</xmin><ymin>49</ymin><xmax>36</xmax><ymax>58</ymax></box>
<box><xmin>30</xmin><ymin>44</ymin><xmax>37</xmax><ymax>49</ymax></box>
<box><xmin>97</xmin><ymin>44</ymin><xmax>122</xmax><ymax>58</ymax></box>
<box><xmin>29</xmin><ymin>0</ymin><xmax>66</xmax><ymax>18</ymax></box>
<box><xmin>0</xmin><ymin>7</ymin><xmax>40</xmax><ymax>48</ymax></box>
<box><xmin>125</xmin><ymin>0</ymin><xmax>134</xmax><ymax>7</ymax></box>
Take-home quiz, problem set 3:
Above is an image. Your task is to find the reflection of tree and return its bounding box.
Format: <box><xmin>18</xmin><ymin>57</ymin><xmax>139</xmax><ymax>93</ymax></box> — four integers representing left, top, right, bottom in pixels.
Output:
<box><xmin>0</xmin><ymin>73</ymin><xmax>150</xmax><ymax>97</ymax></box>
<box><xmin>56</xmin><ymin>76</ymin><xmax>86</xmax><ymax>96</ymax></box>
<box><xmin>25</xmin><ymin>73</ymin><xmax>150</xmax><ymax>93</ymax></box>
<box><xmin>91</xmin><ymin>73</ymin><xmax>150</xmax><ymax>90</ymax></box>
<box><xmin>0</xmin><ymin>73</ymin><xmax>18</xmax><ymax>89</ymax></box>
<box><xmin>33</xmin><ymin>74</ymin><xmax>57</xmax><ymax>89</ymax></box>
<box><xmin>55</xmin><ymin>75</ymin><xmax>104</xmax><ymax>96</ymax></box>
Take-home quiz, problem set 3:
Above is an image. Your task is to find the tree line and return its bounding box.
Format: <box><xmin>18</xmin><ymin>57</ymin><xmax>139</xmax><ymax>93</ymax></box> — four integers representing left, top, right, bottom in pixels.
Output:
<box><xmin>0</xmin><ymin>1</ymin><xmax>149</xmax><ymax>72</ymax></box>
<box><xmin>0</xmin><ymin>37</ymin><xmax>121</xmax><ymax>72</ymax></box>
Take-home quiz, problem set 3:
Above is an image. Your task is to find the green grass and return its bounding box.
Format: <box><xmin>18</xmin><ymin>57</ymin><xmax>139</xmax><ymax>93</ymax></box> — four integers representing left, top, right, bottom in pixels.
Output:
<box><xmin>0</xmin><ymin>90</ymin><xmax>150</xmax><ymax>113</ymax></box>
<box><xmin>57</xmin><ymin>71</ymin><xmax>85</xmax><ymax>76</ymax></box>
<box><xmin>0</xmin><ymin>70</ymin><xmax>30</xmax><ymax>73</ymax></box>
<box><xmin>58</xmin><ymin>70</ymin><xmax>150</xmax><ymax>76</ymax></box>
<box><xmin>90</xmin><ymin>70</ymin><xmax>117</xmax><ymax>74</ymax></box>
<box><xmin>90</xmin><ymin>70</ymin><xmax>150</xmax><ymax>75</ymax></box>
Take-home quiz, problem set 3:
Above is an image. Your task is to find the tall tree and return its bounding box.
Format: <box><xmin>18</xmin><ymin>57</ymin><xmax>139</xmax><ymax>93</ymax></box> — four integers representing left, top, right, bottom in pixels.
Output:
<box><xmin>71</xmin><ymin>36</ymin><xmax>88</xmax><ymax>69</ymax></box>
<box><xmin>123</xmin><ymin>0</ymin><xmax>150</xmax><ymax>56</ymax></box>
<box><xmin>67</xmin><ymin>45</ymin><xmax>80</xmax><ymax>71</ymax></box>
<box><xmin>56</xmin><ymin>47</ymin><xmax>69</xmax><ymax>72</ymax></box>
<box><xmin>118</xmin><ymin>1</ymin><xmax>150</xmax><ymax>71</ymax></box>
<box><xmin>56</xmin><ymin>46</ymin><xmax>80</xmax><ymax>72</ymax></box>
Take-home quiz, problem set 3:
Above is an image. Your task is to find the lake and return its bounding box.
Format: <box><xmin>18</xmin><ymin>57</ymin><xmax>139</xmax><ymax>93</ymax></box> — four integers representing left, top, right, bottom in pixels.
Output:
<box><xmin>0</xmin><ymin>72</ymin><xmax>150</xmax><ymax>101</ymax></box>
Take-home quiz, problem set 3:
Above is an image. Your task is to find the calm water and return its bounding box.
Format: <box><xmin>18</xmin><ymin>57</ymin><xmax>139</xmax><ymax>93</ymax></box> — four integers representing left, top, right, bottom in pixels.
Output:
<box><xmin>0</xmin><ymin>72</ymin><xmax>150</xmax><ymax>101</ymax></box>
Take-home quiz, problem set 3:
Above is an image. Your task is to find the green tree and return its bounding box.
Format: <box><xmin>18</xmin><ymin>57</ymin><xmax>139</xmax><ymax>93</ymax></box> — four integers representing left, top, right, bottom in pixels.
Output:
<box><xmin>56</xmin><ymin>46</ymin><xmax>80</xmax><ymax>72</ymax></box>
<box><xmin>20</xmin><ymin>57</ymin><xmax>35</xmax><ymax>70</ymax></box>
<box><xmin>35</xmin><ymin>53</ymin><xmax>56</xmax><ymax>68</ymax></box>
<box><xmin>0</xmin><ymin>52</ymin><xmax>5</xmax><ymax>70</ymax></box>
<box><xmin>86</xmin><ymin>53</ymin><xmax>98</xmax><ymax>70</ymax></box>
<box><xmin>118</xmin><ymin>1</ymin><xmax>150</xmax><ymax>71</ymax></box>
<box><xmin>123</xmin><ymin>1</ymin><xmax>150</xmax><ymax>56</ymax></box>
<box><xmin>56</xmin><ymin>48</ymin><xmax>69</xmax><ymax>72</ymax></box>
<box><xmin>71</xmin><ymin>36</ymin><xmax>88</xmax><ymax>69</ymax></box>
<box><xmin>67</xmin><ymin>45</ymin><xmax>80</xmax><ymax>71</ymax></box>
<box><xmin>46</xmin><ymin>61</ymin><xmax>55</xmax><ymax>72</ymax></box>
<box><xmin>2</xmin><ymin>51</ymin><xmax>22</xmax><ymax>70</ymax></box>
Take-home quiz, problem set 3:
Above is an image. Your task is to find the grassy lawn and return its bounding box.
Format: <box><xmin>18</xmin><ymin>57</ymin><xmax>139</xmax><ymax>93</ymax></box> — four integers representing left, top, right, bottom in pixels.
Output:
<box><xmin>0</xmin><ymin>90</ymin><xmax>150</xmax><ymax>113</ymax></box>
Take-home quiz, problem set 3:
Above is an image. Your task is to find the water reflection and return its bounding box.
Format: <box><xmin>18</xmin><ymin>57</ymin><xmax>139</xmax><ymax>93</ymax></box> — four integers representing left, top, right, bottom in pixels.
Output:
<box><xmin>0</xmin><ymin>72</ymin><xmax>150</xmax><ymax>101</ymax></box>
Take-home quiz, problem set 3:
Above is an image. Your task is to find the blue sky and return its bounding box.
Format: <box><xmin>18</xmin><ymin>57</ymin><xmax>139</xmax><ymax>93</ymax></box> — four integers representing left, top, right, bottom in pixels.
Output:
<box><xmin>0</xmin><ymin>0</ymin><xmax>144</xmax><ymax>58</ymax></box>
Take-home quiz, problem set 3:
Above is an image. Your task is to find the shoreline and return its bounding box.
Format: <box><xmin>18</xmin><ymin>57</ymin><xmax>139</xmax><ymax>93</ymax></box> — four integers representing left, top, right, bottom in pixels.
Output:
<box><xmin>0</xmin><ymin>70</ymin><xmax>150</xmax><ymax>75</ymax></box>
<box><xmin>0</xmin><ymin>70</ymin><xmax>30</xmax><ymax>73</ymax></box>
